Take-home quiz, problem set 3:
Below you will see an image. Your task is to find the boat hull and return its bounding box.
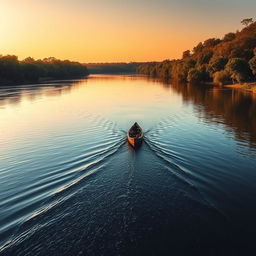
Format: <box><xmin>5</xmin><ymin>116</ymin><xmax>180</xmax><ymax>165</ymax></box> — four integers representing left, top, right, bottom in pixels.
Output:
<box><xmin>127</xmin><ymin>136</ymin><xmax>143</xmax><ymax>148</ymax></box>
<box><xmin>127</xmin><ymin>122</ymin><xmax>143</xmax><ymax>149</ymax></box>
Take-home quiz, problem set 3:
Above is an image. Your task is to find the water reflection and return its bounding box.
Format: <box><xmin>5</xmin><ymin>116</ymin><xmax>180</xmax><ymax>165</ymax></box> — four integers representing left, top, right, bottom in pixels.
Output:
<box><xmin>166</xmin><ymin>81</ymin><xmax>256</xmax><ymax>149</ymax></box>
<box><xmin>1</xmin><ymin>76</ymin><xmax>256</xmax><ymax>150</ymax></box>
<box><xmin>0</xmin><ymin>79</ymin><xmax>85</xmax><ymax>108</ymax></box>
<box><xmin>1</xmin><ymin>75</ymin><xmax>256</xmax><ymax>255</ymax></box>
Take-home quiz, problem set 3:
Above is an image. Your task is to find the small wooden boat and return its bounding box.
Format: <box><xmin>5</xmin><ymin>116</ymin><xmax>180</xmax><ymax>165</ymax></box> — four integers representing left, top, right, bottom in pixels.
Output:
<box><xmin>127</xmin><ymin>122</ymin><xmax>143</xmax><ymax>148</ymax></box>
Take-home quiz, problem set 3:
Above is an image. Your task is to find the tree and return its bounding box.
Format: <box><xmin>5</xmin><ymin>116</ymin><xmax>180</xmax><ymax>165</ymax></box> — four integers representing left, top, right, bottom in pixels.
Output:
<box><xmin>21</xmin><ymin>62</ymin><xmax>40</xmax><ymax>81</ymax></box>
<box><xmin>197</xmin><ymin>51</ymin><xmax>213</xmax><ymax>65</ymax></box>
<box><xmin>249</xmin><ymin>56</ymin><xmax>256</xmax><ymax>75</ymax></box>
<box><xmin>170</xmin><ymin>60</ymin><xmax>190</xmax><ymax>82</ymax></box>
<box><xmin>0</xmin><ymin>55</ymin><xmax>20</xmax><ymax>81</ymax></box>
<box><xmin>198</xmin><ymin>65</ymin><xmax>210</xmax><ymax>82</ymax></box>
<box><xmin>150</xmin><ymin>67</ymin><xmax>157</xmax><ymax>77</ymax></box>
<box><xmin>226</xmin><ymin>58</ymin><xmax>251</xmax><ymax>83</ymax></box>
<box><xmin>223</xmin><ymin>33</ymin><xmax>236</xmax><ymax>42</ymax></box>
<box><xmin>203</xmin><ymin>38</ymin><xmax>221</xmax><ymax>48</ymax></box>
<box><xmin>182</xmin><ymin>50</ymin><xmax>191</xmax><ymax>59</ymax></box>
<box><xmin>186</xmin><ymin>59</ymin><xmax>196</xmax><ymax>69</ymax></box>
<box><xmin>0</xmin><ymin>54</ymin><xmax>88</xmax><ymax>84</ymax></box>
<box><xmin>187</xmin><ymin>68</ymin><xmax>202</xmax><ymax>83</ymax></box>
<box><xmin>193</xmin><ymin>42</ymin><xmax>204</xmax><ymax>54</ymax></box>
<box><xmin>241</xmin><ymin>18</ymin><xmax>253</xmax><ymax>27</ymax></box>
<box><xmin>213</xmin><ymin>70</ymin><xmax>231</xmax><ymax>85</ymax></box>
<box><xmin>208</xmin><ymin>57</ymin><xmax>228</xmax><ymax>76</ymax></box>
<box><xmin>137</xmin><ymin>20</ymin><xmax>256</xmax><ymax>85</ymax></box>
<box><xmin>22</xmin><ymin>57</ymin><xmax>35</xmax><ymax>63</ymax></box>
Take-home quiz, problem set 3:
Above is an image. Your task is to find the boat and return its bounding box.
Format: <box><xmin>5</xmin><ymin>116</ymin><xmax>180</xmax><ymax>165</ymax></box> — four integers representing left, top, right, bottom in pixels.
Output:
<box><xmin>127</xmin><ymin>122</ymin><xmax>143</xmax><ymax>148</ymax></box>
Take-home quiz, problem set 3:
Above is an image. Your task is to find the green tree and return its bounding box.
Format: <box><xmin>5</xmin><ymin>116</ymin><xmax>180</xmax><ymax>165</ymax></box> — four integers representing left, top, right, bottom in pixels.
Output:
<box><xmin>226</xmin><ymin>58</ymin><xmax>251</xmax><ymax>83</ymax></box>
<box><xmin>208</xmin><ymin>57</ymin><xmax>228</xmax><ymax>76</ymax></box>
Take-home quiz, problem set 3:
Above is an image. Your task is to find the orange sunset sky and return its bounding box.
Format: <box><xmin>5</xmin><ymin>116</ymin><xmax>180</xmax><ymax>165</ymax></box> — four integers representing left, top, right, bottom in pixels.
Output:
<box><xmin>1</xmin><ymin>0</ymin><xmax>255</xmax><ymax>62</ymax></box>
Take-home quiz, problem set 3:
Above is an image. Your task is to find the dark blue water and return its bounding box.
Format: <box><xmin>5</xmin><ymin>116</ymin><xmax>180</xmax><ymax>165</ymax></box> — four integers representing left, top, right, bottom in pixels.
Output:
<box><xmin>0</xmin><ymin>75</ymin><xmax>256</xmax><ymax>255</ymax></box>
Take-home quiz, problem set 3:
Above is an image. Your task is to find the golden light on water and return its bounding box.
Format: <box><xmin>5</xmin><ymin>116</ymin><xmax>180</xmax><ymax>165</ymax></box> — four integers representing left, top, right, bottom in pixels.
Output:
<box><xmin>0</xmin><ymin>76</ymin><xmax>181</xmax><ymax>145</ymax></box>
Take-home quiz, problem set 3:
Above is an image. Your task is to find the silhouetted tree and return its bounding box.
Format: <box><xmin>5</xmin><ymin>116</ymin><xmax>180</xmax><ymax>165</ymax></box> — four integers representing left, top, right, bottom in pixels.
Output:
<box><xmin>203</xmin><ymin>38</ymin><xmax>221</xmax><ymax>48</ymax></box>
<box><xmin>0</xmin><ymin>55</ymin><xmax>20</xmax><ymax>81</ymax></box>
<box><xmin>193</xmin><ymin>42</ymin><xmax>204</xmax><ymax>54</ymax></box>
<box><xmin>23</xmin><ymin>57</ymin><xmax>35</xmax><ymax>63</ymax></box>
<box><xmin>0</xmin><ymin>55</ymin><xmax>88</xmax><ymax>85</ymax></box>
<box><xmin>241</xmin><ymin>18</ymin><xmax>253</xmax><ymax>27</ymax></box>
<box><xmin>182</xmin><ymin>50</ymin><xmax>191</xmax><ymax>58</ymax></box>
<box><xmin>223</xmin><ymin>33</ymin><xmax>236</xmax><ymax>42</ymax></box>
<box><xmin>21</xmin><ymin>63</ymin><xmax>41</xmax><ymax>81</ymax></box>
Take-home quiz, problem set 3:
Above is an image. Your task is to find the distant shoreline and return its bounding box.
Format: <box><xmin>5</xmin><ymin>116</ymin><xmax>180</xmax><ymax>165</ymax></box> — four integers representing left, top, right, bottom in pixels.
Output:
<box><xmin>0</xmin><ymin>75</ymin><xmax>88</xmax><ymax>87</ymax></box>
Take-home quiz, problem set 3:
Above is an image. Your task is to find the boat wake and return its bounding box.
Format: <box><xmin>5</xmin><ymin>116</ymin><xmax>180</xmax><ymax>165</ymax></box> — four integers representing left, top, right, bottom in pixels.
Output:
<box><xmin>143</xmin><ymin>116</ymin><xmax>229</xmax><ymax>220</ymax></box>
<box><xmin>0</xmin><ymin>115</ymin><xmax>127</xmax><ymax>252</ymax></box>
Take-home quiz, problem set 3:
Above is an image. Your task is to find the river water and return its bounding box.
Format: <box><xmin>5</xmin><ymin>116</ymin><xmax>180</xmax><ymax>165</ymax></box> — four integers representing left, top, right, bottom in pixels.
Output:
<box><xmin>0</xmin><ymin>75</ymin><xmax>256</xmax><ymax>255</ymax></box>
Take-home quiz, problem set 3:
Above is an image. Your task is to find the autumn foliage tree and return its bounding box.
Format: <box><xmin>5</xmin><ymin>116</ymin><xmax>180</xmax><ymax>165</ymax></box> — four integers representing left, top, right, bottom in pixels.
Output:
<box><xmin>213</xmin><ymin>70</ymin><xmax>231</xmax><ymax>85</ymax></box>
<box><xmin>138</xmin><ymin>20</ymin><xmax>256</xmax><ymax>85</ymax></box>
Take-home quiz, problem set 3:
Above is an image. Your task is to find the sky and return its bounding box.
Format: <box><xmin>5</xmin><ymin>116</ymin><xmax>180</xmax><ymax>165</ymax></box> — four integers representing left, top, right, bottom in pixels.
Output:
<box><xmin>0</xmin><ymin>0</ymin><xmax>255</xmax><ymax>62</ymax></box>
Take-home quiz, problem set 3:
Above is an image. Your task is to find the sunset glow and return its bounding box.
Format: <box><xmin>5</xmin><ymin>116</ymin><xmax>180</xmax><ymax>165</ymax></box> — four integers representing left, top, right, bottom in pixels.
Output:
<box><xmin>1</xmin><ymin>0</ymin><xmax>255</xmax><ymax>62</ymax></box>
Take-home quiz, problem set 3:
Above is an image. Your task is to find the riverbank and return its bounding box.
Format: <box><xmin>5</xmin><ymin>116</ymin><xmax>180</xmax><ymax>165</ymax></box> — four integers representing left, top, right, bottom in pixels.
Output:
<box><xmin>225</xmin><ymin>82</ymin><xmax>256</xmax><ymax>93</ymax></box>
<box><xmin>0</xmin><ymin>75</ymin><xmax>88</xmax><ymax>87</ymax></box>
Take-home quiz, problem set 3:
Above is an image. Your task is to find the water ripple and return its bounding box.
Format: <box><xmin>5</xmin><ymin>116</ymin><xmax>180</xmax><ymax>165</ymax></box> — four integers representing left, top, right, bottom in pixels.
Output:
<box><xmin>0</xmin><ymin>114</ymin><xmax>126</xmax><ymax>251</ymax></box>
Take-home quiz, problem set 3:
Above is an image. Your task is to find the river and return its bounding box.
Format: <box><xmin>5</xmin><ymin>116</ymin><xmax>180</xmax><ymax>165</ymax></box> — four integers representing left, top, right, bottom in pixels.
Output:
<box><xmin>0</xmin><ymin>75</ymin><xmax>256</xmax><ymax>255</ymax></box>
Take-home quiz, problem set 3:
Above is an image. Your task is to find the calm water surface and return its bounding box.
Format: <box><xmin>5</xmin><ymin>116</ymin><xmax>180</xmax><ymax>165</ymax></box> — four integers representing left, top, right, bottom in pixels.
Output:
<box><xmin>0</xmin><ymin>75</ymin><xmax>256</xmax><ymax>255</ymax></box>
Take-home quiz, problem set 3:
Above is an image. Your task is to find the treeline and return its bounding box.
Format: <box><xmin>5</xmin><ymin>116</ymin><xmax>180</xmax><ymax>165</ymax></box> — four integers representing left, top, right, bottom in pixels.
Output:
<box><xmin>86</xmin><ymin>62</ymin><xmax>143</xmax><ymax>74</ymax></box>
<box><xmin>0</xmin><ymin>56</ymin><xmax>89</xmax><ymax>85</ymax></box>
<box><xmin>138</xmin><ymin>20</ymin><xmax>256</xmax><ymax>85</ymax></box>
